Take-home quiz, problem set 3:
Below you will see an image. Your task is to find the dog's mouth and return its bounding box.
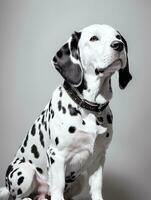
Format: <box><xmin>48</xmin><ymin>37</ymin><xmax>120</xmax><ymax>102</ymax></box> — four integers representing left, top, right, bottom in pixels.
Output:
<box><xmin>96</xmin><ymin>59</ymin><xmax>123</xmax><ymax>75</ymax></box>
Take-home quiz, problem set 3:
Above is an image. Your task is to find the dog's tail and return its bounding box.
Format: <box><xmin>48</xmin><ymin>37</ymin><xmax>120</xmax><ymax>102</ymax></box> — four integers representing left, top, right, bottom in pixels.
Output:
<box><xmin>0</xmin><ymin>187</ymin><xmax>10</xmax><ymax>200</ymax></box>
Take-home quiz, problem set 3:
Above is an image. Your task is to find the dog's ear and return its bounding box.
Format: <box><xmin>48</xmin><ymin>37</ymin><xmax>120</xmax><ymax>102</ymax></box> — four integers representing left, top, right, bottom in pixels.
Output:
<box><xmin>119</xmin><ymin>59</ymin><xmax>132</xmax><ymax>89</ymax></box>
<box><xmin>118</xmin><ymin>33</ymin><xmax>132</xmax><ymax>89</ymax></box>
<box><xmin>52</xmin><ymin>31</ymin><xmax>83</xmax><ymax>87</ymax></box>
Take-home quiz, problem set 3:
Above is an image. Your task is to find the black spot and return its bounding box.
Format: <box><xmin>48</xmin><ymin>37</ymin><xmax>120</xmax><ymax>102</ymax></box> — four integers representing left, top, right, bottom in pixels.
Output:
<box><xmin>31</xmin><ymin>124</ymin><xmax>36</xmax><ymax>136</ymax></box>
<box><xmin>41</xmin><ymin>113</ymin><xmax>47</xmax><ymax>131</ymax></box>
<box><xmin>65</xmin><ymin>175</ymin><xmax>76</xmax><ymax>183</ymax></box>
<box><xmin>52</xmin><ymin>151</ymin><xmax>55</xmax><ymax>155</ymax></box>
<box><xmin>68</xmin><ymin>104</ymin><xmax>81</xmax><ymax>116</ymax></box>
<box><xmin>29</xmin><ymin>160</ymin><xmax>32</xmax><ymax>164</ymax></box>
<box><xmin>17</xmin><ymin>176</ymin><xmax>24</xmax><ymax>185</ymax></box>
<box><xmin>13</xmin><ymin>158</ymin><xmax>19</xmax><ymax>164</ymax></box>
<box><xmin>116</xmin><ymin>34</ymin><xmax>122</xmax><ymax>40</ymax></box>
<box><xmin>59</xmin><ymin>90</ymin><xmax>63</xmax><ymax>97</ymax></box>
<box><xmin>31</xmin><ymin>145</ymin><xmax>40</xmax><ymax>158</ymax></box>
<box><xmin>106</xmin><ymin>132</ymin><xmax>110</xmax><ymax>137</ymax></box>
<box><xmin>68</xmin><ymin>126</ymin><xmax>76</xmax><ymax>133</ymax></box>
<box><xmin>65</xmin><ymin>178</ymin><xmax>75</xmax><ymax>183</ymax></box>
<box><xmin>55</xmin><ymin>137</ymin><xmax>59</xmax><ymax>145</ymax></box>
<box><xmin>10</xmin><ymin>168</ymin><xmax>19</xmax><ymax>178</ymax></box>
<box><xmin>6</xmin><ymin>165</ymin><xmax>13</xmax><ymax>178</ymax></box>
<box><xmin>17</xmin><ymin>188</ymin><xmax>22</xmax><ymax>195</ymax></box>
<box><xmin>41</xmin><ymin>110</ymin><xmax>45</xmax><ymax>115</ymax></box>
<box><xmin>51</xmin><ymin>109</ymin><xmax>54</xmax><ymax>118</ymax></box>
<box><xmin>19</xmin><ymin>157</ymin><xmax>25</xmax><ymax>164</ymax></box>
<box><xmin>39</xmin><ymin>130</ymin><xmax>45</xmax><ymax>148</ymax></box>
<box><xmin>48</xmin><ymin>113</ymin><xmax>50</xmax><ymax>121</ymax></box>
<box><xmin>58</xmin><ymin>100</ymin><xmax>62</xmax><ymax>111</ymax></box>
<box><xmin>49</xmin><ymin>128</ymin><xmax>51</xmax><ymax>138</ymax></box>
<box><xmin>23</xmin><ymin>134</ymin><xmax>28</xmax><ymax>147</ymax></box>
<box><xmin>65</xmin><ymin>171</ymin><xmax>76</xmax><ymax>183</ymax></box>
<box><xmin>17</xmin><ymin>172</ymin><xmax>22</xmax><ymax>176</ymax></box>
<box><xmin>82</xmin><ymin>120</ymin><xmax>86</xmax><ymax>125</ymax></box>
<box><xmin>49</xmin><ymin>100</ymin><xmax>52</xmax><ymax>111</ymax></box>
<box><xmin>44</xmin><ymin>123</ymin><xmax>47</xmax><ymax>131</ymax></box>
<box><xmin>50</xmin><ymin>157</ymin><xmax>55</xmax><ymax>164</ymax></box>
<box><xmin>107</xmin><ymin>114</ymin><xmax>113</xmax><ymax>124</ymax></box>
<box><xmin>95</xmin><ymin>68</ymin><xmax>100</xmax><ymax>75</ymax></box>
<box><xmin>41</xmin><ymin>115</ymin><xmax>45</xmax><ymax>124</ymax></box>
<box><xmin>20</xmin><ymin>147</ymin><xmax>25</xmax><ymax>153</ymax></box>
<box><xmin>36</xmin><ymin>167</ymin><xmax>43</xmax><ymax>174</ymax></box>
<box><xmin>62</xmin><ymin>106</ymin><xmax>66</xmax><ymax>114</ymax></box>
<box><xmin>97</xmin><ymin>116</ymin><xmax>103</xmax><ymax>123</ymax></box>
<box><xmin>46</xmin><ymin>153</ymin><xmax>50</xmax><ymax>165</ymax></box>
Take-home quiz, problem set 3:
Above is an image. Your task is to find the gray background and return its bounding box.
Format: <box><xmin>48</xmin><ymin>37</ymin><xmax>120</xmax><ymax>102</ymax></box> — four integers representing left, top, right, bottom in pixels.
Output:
<box><xmin>0</xmin><ymin>0</ymin><xmax>151</xmax><ymax>199</ymax></box>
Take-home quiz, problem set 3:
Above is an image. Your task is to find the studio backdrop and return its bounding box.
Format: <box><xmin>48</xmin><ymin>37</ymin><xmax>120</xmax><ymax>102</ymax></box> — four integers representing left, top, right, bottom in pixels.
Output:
<box><xmin>0</xmin><ymin>0</ymin><xmax>151</xmax><ymax>199</ymax></box>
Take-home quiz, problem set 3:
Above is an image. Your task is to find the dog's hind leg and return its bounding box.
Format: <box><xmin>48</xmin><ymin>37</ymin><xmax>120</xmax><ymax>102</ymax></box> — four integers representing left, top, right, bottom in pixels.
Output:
<box><xmin>6</xmin><ymin>161</ymin><xmax>37</xmax><ymax>199</ymax></box>
<box><xmin>6</xmin><ymin>161</ymin><xmax>48</xmax><ymax>200</ymax></box>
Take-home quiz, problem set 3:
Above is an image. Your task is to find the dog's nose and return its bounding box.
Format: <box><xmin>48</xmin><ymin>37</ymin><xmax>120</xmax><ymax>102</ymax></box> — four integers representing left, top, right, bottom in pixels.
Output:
<box><xmin>110</xmin><ymin>41</ymin><xmax>124</xmax><ymax>52</ymax></box>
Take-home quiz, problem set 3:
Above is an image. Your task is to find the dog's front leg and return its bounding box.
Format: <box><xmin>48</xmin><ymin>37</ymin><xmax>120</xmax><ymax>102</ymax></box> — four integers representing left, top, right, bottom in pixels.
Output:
<box><xmin>88</xmin><ymin>165</ymin><xmax>104</xmax><ymax>200</ymax></box>
<box><xmin>47</xmin><ymin>147</ymin><xmax>65</xmax><ymax>200</ymax></box>
<box><xmin>88</xmin><ymin>155</ymin><xmax>105</xmax><ymax>200</ymax></box>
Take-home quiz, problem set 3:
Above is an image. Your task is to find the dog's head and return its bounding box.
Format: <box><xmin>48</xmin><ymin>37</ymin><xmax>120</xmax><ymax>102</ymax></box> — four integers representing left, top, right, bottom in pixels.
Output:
<box><xmin>52</xmin><ymin>24</ymin><xmax>132</xmax><ymax>90</ymax></box>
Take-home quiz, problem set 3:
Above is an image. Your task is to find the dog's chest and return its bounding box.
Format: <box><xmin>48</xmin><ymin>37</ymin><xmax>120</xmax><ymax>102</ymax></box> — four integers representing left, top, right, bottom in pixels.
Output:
<box><xmin>50</xmin><ymin>86</ymin><xmax>113</xmax><ymax>179</ymax></box>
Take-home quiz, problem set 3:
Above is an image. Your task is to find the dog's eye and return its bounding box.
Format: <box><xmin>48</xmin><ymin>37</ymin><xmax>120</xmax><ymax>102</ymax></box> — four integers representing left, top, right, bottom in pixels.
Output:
<box><xmin>90</xmin><ymin>36</ymin><xmax>99</xmax><ymax>42</ymax></box>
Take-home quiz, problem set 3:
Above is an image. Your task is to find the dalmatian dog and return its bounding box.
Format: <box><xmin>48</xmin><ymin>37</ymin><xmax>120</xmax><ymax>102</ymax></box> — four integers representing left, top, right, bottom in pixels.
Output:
<box><xmin>0</xmin><ymin>24</ymin><xmax>132</xmax><ymax>200</ymax></box>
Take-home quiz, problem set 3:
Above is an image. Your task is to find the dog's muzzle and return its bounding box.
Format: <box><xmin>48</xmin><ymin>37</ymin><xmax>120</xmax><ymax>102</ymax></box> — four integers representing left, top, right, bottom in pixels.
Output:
<box><xmin>95</xmin><ymin>59</ymin><xmax>123</xmax><ymax>75</ymax></box>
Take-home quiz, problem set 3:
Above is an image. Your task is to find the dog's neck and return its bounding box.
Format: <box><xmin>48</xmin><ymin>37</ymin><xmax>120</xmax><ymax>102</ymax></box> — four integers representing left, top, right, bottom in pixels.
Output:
<box><xmin>77</xmin><ymin>74</ymin><xmax>113</xmax><ymax>104</ymax></box>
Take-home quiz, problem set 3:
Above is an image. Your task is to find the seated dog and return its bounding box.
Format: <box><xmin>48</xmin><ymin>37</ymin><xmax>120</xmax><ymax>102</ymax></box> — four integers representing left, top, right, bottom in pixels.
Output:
<box><xmin>0</xmin><ymin>24</ymin><xmax>132</xmax><ymax>200</ymax></box>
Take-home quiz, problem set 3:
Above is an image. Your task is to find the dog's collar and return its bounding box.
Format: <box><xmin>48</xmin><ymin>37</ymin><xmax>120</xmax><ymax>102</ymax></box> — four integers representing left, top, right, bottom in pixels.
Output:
<box><xmin>63</xmin><ymin>81</ymin><xmax>109</xmax><ymax>113</ymax></box>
